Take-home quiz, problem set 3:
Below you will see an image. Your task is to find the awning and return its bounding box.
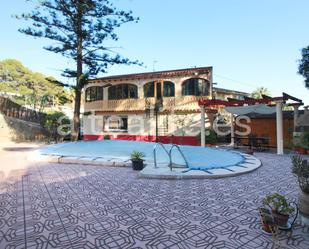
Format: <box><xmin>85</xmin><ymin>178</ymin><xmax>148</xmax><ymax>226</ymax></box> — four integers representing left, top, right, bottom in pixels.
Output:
<box><xmin>225</xmin><ymin>104</ymin><xmax>276</xmax><ymax>115</ymax></box>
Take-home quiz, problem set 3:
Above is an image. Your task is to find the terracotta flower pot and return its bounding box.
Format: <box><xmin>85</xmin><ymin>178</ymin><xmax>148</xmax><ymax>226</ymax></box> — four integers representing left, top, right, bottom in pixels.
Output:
<box><xmin>261</xmin><ymin>221</ymin><xmax>273</xmax><ymax>233</ymax></box>
<box><xmin>271</xmin><ymin>210</ymin><xmax>289</xmax><ymax>227</ymax></box>
<box><xmin>259</xmin><ymin>207</ymin><xmax>274</xmax><ymax>234</ymax></box>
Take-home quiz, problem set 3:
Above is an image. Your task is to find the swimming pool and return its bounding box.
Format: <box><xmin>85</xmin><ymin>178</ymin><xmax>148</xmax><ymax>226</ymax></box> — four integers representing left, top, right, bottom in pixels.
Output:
<box><xmin>39</xmin><ymin>140</ymin><xmax>244</xmax><ymax>170</ymax></box>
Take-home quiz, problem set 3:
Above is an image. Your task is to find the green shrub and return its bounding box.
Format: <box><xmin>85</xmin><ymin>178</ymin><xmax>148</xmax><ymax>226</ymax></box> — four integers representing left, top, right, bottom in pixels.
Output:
<box><xmin>205</xmin><ymin>129</ymin><xmax>217</xmax><ymax>145</ymax></box>
<box><xmin>262</xmin><ymin>193</ymin><xmax>294</xmax><ymax>215</ymax></box>
<box><xmin>104</xmin><ymin>134</ymin><xmax>110</xmax><ymax>140</ymax></box>
<box><xmin>130</xmin><ymin>150</ymin><xmax>145</xmax><ymax>161</ymax></box>
<box><xmin>301</xmin><ymin>132</ymin><xmax>309</xmax><ymax>149</ymax></box>
<box><xmin>43</xmin><ymin>111</ymin><xmax>71</xmax><ymax>138</ymax></box>
<box><xmin>292</xmin><ymin>155</ymin><xmax>309</xmax><ymax>193</ymax></box>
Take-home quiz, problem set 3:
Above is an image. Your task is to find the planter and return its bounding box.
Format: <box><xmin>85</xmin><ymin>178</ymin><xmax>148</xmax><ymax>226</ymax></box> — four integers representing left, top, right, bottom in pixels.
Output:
<box><xmin>261</xmin><ymin>221</ymin><xmax>273</xmax><ymax>234</ymax></box>
<box><xmin>131</xmin><ymin>159</ymin><xmax>144</xmax><ymax>171</ymax></box>
<box><xmin>259</xmin><ymin>208</ymin><xmax>274</xmax><ymax>234</ymax></box>
<box><xmin>271</xmin><ymin>210</ymin><xmax>289</xmax><ymax>227</ymax></box>
<box><xmin>299</xmin><ymin>190</ymin><xmax>309</xmax><ymax>217</ymax></box>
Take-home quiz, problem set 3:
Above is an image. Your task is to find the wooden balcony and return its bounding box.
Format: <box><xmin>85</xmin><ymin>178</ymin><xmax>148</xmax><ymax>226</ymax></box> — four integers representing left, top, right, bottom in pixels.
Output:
<box><xmin>84</xmin><ymin>99</ymin><xmax>146</xmax><ymax>112</ymax></box>
<box><xmin>84</xmin><ymin>96</ymin><xmax>209</xmax><ymax>113</ymax></box>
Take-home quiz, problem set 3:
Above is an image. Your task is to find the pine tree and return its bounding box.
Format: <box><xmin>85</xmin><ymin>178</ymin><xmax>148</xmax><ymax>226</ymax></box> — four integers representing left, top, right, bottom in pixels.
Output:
<box><xmin>18</xmin><ymin>0</ymin><xmax>140</xmax><ymax>140</ymax></box>
<box><xmin>298</xmin><ymin>46</ymin><xmax>309</xmax><ymax>89</ymax></box>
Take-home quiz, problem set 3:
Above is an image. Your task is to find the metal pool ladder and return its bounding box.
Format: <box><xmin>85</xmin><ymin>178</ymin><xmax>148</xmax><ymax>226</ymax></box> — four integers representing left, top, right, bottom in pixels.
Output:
<box><xmin>153</xmin><ymin>142</ymin><xmax>189</xmax><ymax>171</ymax></box>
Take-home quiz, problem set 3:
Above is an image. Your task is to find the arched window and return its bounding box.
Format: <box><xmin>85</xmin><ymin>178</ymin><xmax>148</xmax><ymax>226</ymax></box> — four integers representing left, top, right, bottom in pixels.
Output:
<box><xmin>163</xmin><ymin>81</ymin><xmax>175</xmax><ymax>97</ymax></box>
<box><xmin>144</xmin><ymin>82</ymin><xmax>155</xmax><ymax>98</ymax></box>
<box><xmin>182</xmin><ymin>78</ymin><xmax>210</xmax><ymax>96</ymax></box>
<box><xmin>143</xmin><ymin>81</ymin><xmax>175</xmax><ymax>98</ymax></box>
<box><xmin>108</xmin><ymin>84</ymin><xmax>138</xmax><ymax>100</ymax></box>
<box><xmin>85</xmin><ymin>86</ymin><xmax>103</xmax><ymax>102</ymax></box>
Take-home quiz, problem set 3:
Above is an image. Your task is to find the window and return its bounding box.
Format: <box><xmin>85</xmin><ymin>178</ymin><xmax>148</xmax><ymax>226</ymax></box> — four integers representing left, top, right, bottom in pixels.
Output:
<box><xmin>143</xmin><ymin>81</ymin><xmax>175</xmax><ymax>98</ymax></box>
<box><xmin>86</xmin><ymin>88</ymin><xmax>91</xmax><ymax>102</ymax></box>
<box><xmin>144</xmin><ymin>82</ymin><xmax>155</xmax><ymax>98</ymax></box>
<box><xmin>234</xmin><ymin>95</ymin><xmax>245</xmax><ymax>100</ymax></box>
<box><xmin>97</xmin><ymin>87</ymin><xmax>103</xmax><ymax>100</ymax></box>
<box><xmin>104</xmin><ymin>116</ymin><xmax>128</xmax><ymax>131</ymax></box>
<box><xmin>182</xmin><ymin>78</ymin><xmax>210</xmax><ymax>96</ymax></box>
<box><xmin>108</xmin><ymin>84</ymin><xmax>138</xmax><ymax>100</ymax></box>
<box><xmin>163</xmin><ymin>81</ymin><xmax>175</xmax><ymax>97</ymax></box>
<box><xmin>85</xmin><ymin>86</ymin><xmax>103</xmax><ymax>102</ymax></box>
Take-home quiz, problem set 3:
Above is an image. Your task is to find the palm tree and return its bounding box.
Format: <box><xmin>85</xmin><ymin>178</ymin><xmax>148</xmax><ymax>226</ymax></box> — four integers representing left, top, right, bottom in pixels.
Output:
<box><xmin>250</xmin><ymin>87</ymin><xmax>271</xmax><ymax>99</ymax></box>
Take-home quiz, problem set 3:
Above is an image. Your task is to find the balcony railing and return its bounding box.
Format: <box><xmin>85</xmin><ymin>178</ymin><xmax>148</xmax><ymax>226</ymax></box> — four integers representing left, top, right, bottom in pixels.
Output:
<box><xmin>84</xmin><ymin>96</ymin><xmax>208</xmax><ymax>112</ymax></box>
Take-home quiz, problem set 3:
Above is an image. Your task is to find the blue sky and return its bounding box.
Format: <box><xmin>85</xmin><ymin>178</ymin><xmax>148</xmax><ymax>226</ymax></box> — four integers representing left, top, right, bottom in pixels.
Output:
<box><xmin>1</xmin><ymin>0</ymin><xmax>308</xmax><ymax>104</ymax></box>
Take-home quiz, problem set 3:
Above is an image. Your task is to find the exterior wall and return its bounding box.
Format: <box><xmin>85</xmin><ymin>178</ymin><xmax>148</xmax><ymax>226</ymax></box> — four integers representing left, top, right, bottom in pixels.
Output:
<box><xmin>238</xmin><ymin>118</ymin><xmax>294</xmax><ymax>148</ymax></box>
<box><xmin>82</xmin><ymin>69</ymin><xmax>213</xmax><ymax>145</ymax></box>
<box><xmin>83</xmin><ymin>134</ymin><xmax>199</xmax><ymax>146</ymax></box>
<box><xmin>213</xmin><ymin>90</ymin><xmax>247</xmax><ymax>101</ymax></box>
<box><xmin>82</xmin><ymin>112</ymin><xmax>213</xmax><ymax>146</ymax></box>
<box><xmin>0</xmin><ymin>113</ymin><xmax>48</xmax><ymax>142</ymax></box>
<box><xmin>296</xmin><ymin>108</ymin><xmax>309</xmax><ymax>132</ymax></box>
<box><xmin>84</xmin><ymin>73</ymin><xmax>212</xmax><ymax>113</ymax></box>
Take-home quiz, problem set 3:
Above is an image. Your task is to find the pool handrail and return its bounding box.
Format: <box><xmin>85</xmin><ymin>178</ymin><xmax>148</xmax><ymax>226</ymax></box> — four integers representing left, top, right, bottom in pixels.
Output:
<box><xmin>168</xmin><ymin>144</ymin><xmax>189</xmax><ymax>171</ymax></box>
<box><xmin>153</xmin><ymin>142</ymin><xmax>171</xmax><ymax>168</ymax></box>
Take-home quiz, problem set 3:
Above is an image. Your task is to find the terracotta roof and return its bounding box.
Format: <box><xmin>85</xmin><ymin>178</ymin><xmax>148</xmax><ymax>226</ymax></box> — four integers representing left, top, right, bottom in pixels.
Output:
<box><xmin>88</xmin><ymin>67</ymin><xmax>212</xmax><ymax>84</ymax></box>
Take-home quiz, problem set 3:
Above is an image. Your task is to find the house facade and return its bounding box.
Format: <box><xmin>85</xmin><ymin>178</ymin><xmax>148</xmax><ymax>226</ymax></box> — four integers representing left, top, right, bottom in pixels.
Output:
<box><xmin>82</xmin><ymin>67</ymin><xmax>248</xmax><ymax>145</ymax></box>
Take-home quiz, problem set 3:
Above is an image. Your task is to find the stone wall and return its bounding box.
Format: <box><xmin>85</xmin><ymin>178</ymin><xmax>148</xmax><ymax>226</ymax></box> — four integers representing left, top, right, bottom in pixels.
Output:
<box><xmin>0</xmin><ymin>113</ymin><xmax>48</xmax><ymax>142</ymax></box>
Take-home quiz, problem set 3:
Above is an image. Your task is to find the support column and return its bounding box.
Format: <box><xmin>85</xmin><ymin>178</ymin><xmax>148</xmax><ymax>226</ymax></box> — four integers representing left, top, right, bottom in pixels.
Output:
<box><xmin>293</xmin><ymin>105</ymin><xmax>300</xmax><ymax>132</ymax></box>
<box><xmin>200</xmin><ymin>106</ymin><xmax>205</xmax><ymax>147</ymax></box>
<box><xmin>230</xmin><ymin>113</ymin><xmax>235</xmax><ymax>147</ymax></box>
<box><xmin>276</xmin><ymin>101</ymin><xmax>284</xmax><ymax>155</ymax></box>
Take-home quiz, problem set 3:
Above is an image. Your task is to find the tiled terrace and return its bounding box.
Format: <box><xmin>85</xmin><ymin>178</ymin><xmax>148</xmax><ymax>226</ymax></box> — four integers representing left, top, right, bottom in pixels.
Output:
<box><xmin>0</xmin><ymin>149</ymin><xmax>309</xmax><ymax>248</ymax></box>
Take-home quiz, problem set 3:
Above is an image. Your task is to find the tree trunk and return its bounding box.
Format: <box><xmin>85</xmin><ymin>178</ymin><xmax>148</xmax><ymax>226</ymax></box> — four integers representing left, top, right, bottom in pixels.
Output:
<box><xmin>72</xmin><ymin>88</ymin><xmax>81</xmax><ymax>140</ymax></box>
<box><xmin>72</xmin><ymin>1</ymin><xmax>83</xmax><ymax>141</ymax></box>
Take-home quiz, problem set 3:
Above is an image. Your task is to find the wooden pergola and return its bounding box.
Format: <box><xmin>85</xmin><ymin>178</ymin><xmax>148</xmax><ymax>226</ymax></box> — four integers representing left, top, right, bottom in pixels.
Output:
<box><xmin>198</xmin><ymin>93</ymin><xmax>303</xmax><ymax>155</ymax></box>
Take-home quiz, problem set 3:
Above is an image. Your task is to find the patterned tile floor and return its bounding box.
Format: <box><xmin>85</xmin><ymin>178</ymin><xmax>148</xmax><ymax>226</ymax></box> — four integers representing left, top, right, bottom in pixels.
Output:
<box><xmin>0</xmin><ymin>148</ymin><xmax>309</xmax><ymax>248</ymax></box>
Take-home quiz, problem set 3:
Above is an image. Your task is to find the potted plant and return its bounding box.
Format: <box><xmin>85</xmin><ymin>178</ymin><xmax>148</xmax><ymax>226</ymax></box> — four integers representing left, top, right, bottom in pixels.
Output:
<box><xmin>262</xmin><ymin>193</ymin><xmax>294</xmax><ymax>227</ymax></box>
<box><xmin>300</xmin><ymin>132</ymin><xmax>309</xmax><ymax>154</ymax></box>
<box><xmin>292</xmin><ymin>155</ymin><xmax>309</xmax><ymax>216</ymax></box>
<box><xmin>258</xmin><ymin>207</ymin><xmax>276</xmax><ymax>234</ymax></box>
<box><xmin>205</xmin><ymin>129</ymin><xmax>218</xmax><ymax>146</ymax></box>
<box><xmin>130</xmin><ymin>150</ymin><xmax>145</xmax><ymax>170</ymax></box>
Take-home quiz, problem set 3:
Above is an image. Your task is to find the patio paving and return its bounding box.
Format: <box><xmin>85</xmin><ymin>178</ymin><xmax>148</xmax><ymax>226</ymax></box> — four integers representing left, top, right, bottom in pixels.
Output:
<box><xmin>0</xmin><ymin>149</ymin><xmax>309</xmax><ymax>248</ymax></box>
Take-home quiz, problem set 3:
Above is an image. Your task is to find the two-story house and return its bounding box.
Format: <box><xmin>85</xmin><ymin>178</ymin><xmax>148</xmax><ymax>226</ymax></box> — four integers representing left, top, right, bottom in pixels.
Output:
<box><xmin>82</xmin><ymin>67</ymin><xmax>248</xmax><ymax>145</ymax></box>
